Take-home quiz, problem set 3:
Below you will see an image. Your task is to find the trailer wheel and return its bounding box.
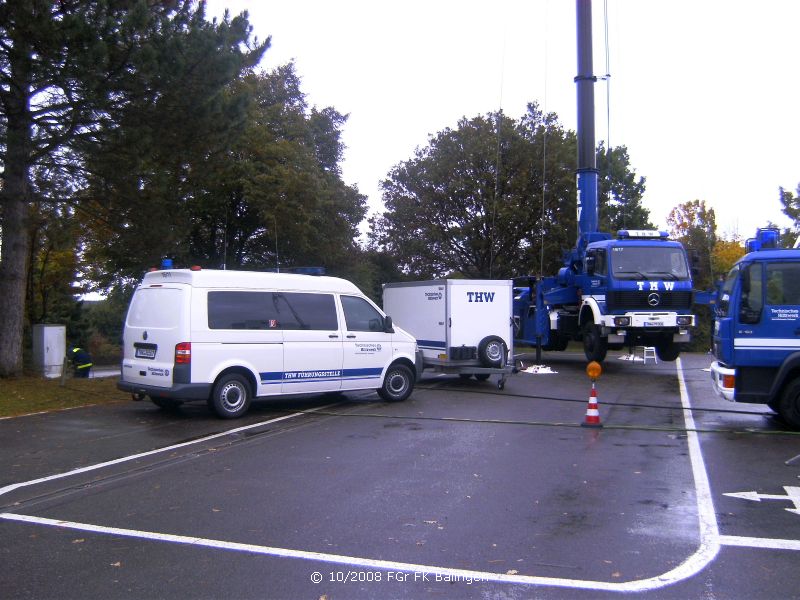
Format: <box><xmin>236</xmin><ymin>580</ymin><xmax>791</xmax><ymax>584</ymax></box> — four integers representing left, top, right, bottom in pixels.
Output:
<box><xmin>582</xmin><ymin>322</ymin><xmax>608</xmax><ymax>362</ymax></box>
<box><xmin>778</xmin><ymin>378</ymin><xmax>800</xmax><ymax>429</ymax></box>
<box><xmin>475</xmin><ymin>373</ymin><xmax>491</xmax><ymax>381</ymax></box>
<box><xmin>210</xmin><ymin>373</ymin><xmax>252</xmax><ymax>419</ymax></box>
<box><xmin>655</xmin><ymin>341</ymin><xmax>681</xmax><ymax>362</ymax></box>
<box><xmin>378</xmin><ymin>363</ymin><xmax>414</xmax><ymax>402</ymax></box>
<box><xmin>478</xmin><ymin>336</ymin><xmax>507</xmax><ymax>368</ymax></box>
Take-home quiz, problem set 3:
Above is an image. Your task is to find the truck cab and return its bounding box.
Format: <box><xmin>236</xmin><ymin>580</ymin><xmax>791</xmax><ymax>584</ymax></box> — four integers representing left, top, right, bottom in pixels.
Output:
<box><xmin>513</xmin><ymin>230</ymin><xmax>695</xmax><ymax>362</ymax></box>
<box><xmin>578</xmin><ymin>230</ymin><xmax>695</xmax><ymax>360</ymax></box>
<box><xmin>710</xmin><ymin>229</ymin><xmax>800</xmax><ymax>428</ymax></box>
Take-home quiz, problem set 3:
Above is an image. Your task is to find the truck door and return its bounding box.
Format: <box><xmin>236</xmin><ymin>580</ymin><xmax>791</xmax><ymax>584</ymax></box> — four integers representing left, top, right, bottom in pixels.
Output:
<box><xmin>339</xmin><ymin>295</ymin><xmax>394</xmax><ymax>391</ymax></box>
<box><xmin>732</xmin><ymin>262</ymin><xmax>767</xmax><ymax>367</ymax></box>
<box><xmin>277</xmin><ymin>292</ymin><xmax>343</xmax><ymax>393</ymax></box>
<box><xmin>759</xmin><ymin>261</ymin><xmax>800</xmax><ymax>363</ymax></box>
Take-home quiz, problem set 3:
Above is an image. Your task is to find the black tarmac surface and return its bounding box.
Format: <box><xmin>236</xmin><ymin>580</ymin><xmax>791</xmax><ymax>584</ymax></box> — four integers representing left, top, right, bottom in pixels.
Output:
<box><xmin>1</xmin><ymin>351</ymin><xmax>799</xmax><ymax>599</ymax></box>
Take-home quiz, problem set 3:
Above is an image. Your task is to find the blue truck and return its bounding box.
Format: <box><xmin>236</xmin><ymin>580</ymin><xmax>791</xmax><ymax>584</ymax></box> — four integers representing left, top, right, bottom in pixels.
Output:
<box><xmin>514</xmin><ymin>230</ymin><xmax>696</xmax><ymax>362</ymax></box>
<box><xmin>710</xmin><ymin>227</ymin><xmax>800</xmax><ymax>428</ymax></box>
<box><xmin>513</xmin><ymin>0</ymin><xmax>696</xmax><ymax>363</ymax></box>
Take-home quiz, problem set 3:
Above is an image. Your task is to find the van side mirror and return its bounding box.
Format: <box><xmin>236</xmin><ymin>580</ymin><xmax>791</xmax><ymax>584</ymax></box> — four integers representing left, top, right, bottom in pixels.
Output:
<box><xmin>383</xmin><ymin>315</ymin><xmax>395</xmax><ymax>333</ymax></box>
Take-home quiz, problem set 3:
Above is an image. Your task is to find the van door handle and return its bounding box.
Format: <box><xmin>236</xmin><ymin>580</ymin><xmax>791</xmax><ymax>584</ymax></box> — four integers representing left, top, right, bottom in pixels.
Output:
<box><xmin>346</xmin><ymin>334</ymin><xmax>357</xmax><ymax>339</ymax></box>
<box><xmin>329</xmin><ymin>334</ymin><xmax>339</xmax><ymax>339</ymax></box>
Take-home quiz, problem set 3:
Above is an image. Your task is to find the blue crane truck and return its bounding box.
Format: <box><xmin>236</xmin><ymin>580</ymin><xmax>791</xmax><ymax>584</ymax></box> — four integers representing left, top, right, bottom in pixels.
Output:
<box><xmin>710</xmin><ymin>227</ymin><xmax>800</xmax><ymax>428</ymax></box>
<box><xmin>514</xmin><ymin>230</ymin><xmax>696</xmax><ymax>362</ymax></box>
<box><xmin>513</xmin><ymin>0</ymin><xmax>696</xmax><ymax>363</ymax></box>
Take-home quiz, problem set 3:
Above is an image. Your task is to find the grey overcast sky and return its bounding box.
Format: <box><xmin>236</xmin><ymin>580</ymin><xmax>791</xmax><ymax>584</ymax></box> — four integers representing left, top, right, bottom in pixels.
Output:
<box><xmin>205</xmin><ymin>0</ymin><xmax>799</xmax><ymax>240</ymax></box>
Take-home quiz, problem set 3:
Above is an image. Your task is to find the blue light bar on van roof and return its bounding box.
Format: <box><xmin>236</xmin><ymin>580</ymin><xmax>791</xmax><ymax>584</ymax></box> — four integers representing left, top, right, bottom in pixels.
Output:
<box><xmin>617</xmin><ymin>230</ymin><xmax>669</xmax><ymax>240</ymax></box>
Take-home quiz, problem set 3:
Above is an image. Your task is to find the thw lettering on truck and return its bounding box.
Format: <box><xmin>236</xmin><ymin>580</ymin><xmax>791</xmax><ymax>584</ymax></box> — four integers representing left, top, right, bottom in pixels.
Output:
<box><xmin>636</xmin><ymin>281</ymin><xmax>676</xmax><ymax>291</ymax></box>
<box><xmin>466</xmin><ymin>292</ymin><xmax>496</xmax><ymax>303</ymax></box>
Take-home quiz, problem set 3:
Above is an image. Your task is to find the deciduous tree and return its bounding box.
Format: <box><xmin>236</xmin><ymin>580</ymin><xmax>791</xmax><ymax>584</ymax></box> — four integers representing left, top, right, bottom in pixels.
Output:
<box><xmin>370</xmin><ymin>103</ymin><xmax>651</xmax><ymax>279</ymax></box>
<box><xmin>0</xmin><ymin>0</ymin><xmax>266</xmax><ymax>375</ymax></box>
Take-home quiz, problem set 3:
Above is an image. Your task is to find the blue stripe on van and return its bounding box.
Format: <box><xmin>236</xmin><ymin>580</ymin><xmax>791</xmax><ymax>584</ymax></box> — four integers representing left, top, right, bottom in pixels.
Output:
<box><xmin>418</xmin><ymin>339</ymin><xmax>446</xmax><ymax>350</ymax></box>
<box><xmin>260</xmin><ymin>367</ymin><xmax>383</xmax><ymax>385</ymax></box>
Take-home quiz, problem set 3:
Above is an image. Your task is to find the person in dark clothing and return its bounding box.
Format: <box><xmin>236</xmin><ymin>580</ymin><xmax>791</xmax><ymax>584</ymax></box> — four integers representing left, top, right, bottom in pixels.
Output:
<box><xmin>69</xmin><ymin>346</ymin><xmax>93</xmax><ymax>378</ymax></box>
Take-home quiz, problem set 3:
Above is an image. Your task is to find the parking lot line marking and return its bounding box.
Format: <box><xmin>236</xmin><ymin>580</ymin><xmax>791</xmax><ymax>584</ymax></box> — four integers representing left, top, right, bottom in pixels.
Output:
<box><xmin>0</xmin><ymin>363</ymin><xmax>724</xmax><ymax>592</ymax></box>
<box><xmin>0</xmin><ymin>406</ymin><xmax>336</xmax><ymax>500</ymax></box>
<box><xmin>0</xmin><ymin>511</ymin><xmax>694</xmax><ymax>592</ymax></box>
<box><xmin>719</xmin><ymin>535</ymin><xmax>800</xmax><ymax>551</ymax></box>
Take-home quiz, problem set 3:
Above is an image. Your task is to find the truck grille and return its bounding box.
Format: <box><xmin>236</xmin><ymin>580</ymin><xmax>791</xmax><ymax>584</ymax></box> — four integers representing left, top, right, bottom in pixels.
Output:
<box><xmin>606</xmin><ymin>290</ymin><xmax>693</xmax><ymax>311</ymax></box>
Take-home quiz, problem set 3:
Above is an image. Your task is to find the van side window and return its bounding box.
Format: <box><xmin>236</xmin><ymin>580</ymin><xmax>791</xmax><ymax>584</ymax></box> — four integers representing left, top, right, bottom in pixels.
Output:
<box><xmin>208</xmin><ymin>291</ymin><xmax>274</xmax><ymax>329</ymax></box>
<box><xmin>208</xmin><ymin>291</ymin><xmax>338</xmax><ymax>330</ymax></box>
<box><xmin>341</xmin><ymin>295</ymin><xmax>385</xmax><ymax>332</ymax></box>
<box><xmin>767</xmin><ymin>263</ymin><xmax>800</xmax><ymax>305</ymax></box>
<box><xmin>273</xmin><ymin>293</ymin><xmax>338</xmax><ymax>330</ymax></box>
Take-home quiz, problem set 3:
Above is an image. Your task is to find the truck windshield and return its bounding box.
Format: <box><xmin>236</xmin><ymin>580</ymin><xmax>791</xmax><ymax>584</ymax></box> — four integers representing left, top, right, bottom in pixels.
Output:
<box><xmin>609</xmin><ymin>246</ymin><xmax>690</xmax><ymax>280</ymax></box>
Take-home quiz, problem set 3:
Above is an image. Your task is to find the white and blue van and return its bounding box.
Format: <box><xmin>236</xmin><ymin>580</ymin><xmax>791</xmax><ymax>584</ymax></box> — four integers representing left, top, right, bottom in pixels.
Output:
<box><xmin>118</xmin><ymin>268</ymin><xmax>423</xmax><ymax>418</ymax></box>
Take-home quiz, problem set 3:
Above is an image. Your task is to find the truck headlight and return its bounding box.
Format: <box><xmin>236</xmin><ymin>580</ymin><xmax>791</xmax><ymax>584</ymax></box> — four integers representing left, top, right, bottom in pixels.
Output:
<box><xmin>677</xmin><ymin>316</ymin><xmax>693</xmax><ymax>326</ymax></box>
<box><xmin>614</xmin><ymin>316</ymin><xmax>630</xmax><ymax>327</ymax></box>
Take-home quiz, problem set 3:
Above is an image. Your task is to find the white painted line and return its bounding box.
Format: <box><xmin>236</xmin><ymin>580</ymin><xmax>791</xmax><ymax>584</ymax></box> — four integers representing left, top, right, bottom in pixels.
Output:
<box><xmin>0</xmin><ymin>407</ymin><xmax>333</xmax><ymax>499</ymax></box>
<box><xmin>719</xmin><ymin>535</ymin><xmax>800</xmax><ymax>551</ymax></box>
<box><xmin>0</xmin><ymin>365</ymin><xmax>723</xmax><ymax>592</ymax></box>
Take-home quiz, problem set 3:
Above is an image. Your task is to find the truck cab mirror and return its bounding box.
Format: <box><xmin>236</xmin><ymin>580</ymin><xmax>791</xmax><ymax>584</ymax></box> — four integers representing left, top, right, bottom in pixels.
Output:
<box><xmin>738</xmin><ymin>265</ymin><xmax>762</xmax><ymax>324</ymax></box>
<box><xmin>383</xmin><ymin>315</ymin><xmax>395</xmax><ymax>333</ymax></box>
<box><xmin>585</xmin><ymin>255</ymin><xmax>596</xmax><ymax>275</ymax></box>
<box><xmin>740</xmin><ymin>270</ymin><xmax>750</xmax><ymax>294</ymax></box>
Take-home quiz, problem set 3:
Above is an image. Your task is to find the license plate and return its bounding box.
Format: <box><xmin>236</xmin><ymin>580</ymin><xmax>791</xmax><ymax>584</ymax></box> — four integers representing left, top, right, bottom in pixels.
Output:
<box><xmin>644</xmin><ymin>321</ymin><xmax>663</xmax><ymax>327</ymax></box>
<box><xmin>135</xmin><ymin>347</ymin><xmax>156</xmax><ymax>359</ymax></box>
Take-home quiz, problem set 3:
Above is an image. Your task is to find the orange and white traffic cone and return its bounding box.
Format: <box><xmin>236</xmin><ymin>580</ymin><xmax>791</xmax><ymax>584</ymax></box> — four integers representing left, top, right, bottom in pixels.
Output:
<box><xmin>581</xmin><ymin>381</ymin><xmax>603</xmax><ymax>428</ymax></box>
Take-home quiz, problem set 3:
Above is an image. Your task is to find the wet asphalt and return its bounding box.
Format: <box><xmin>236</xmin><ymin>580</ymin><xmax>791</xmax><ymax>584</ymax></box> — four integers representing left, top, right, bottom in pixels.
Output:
<box><xmin>1</xmin><ymin>351</ymin><xmax>799</xmax><ymax>599</ymax></box>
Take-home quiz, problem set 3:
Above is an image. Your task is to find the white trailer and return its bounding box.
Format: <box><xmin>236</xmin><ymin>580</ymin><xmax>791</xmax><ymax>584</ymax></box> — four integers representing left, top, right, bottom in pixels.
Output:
<box><xmin>382</xmin><ymin>279</ymin><xmax>515</xmax><ymax>388</ymax></box>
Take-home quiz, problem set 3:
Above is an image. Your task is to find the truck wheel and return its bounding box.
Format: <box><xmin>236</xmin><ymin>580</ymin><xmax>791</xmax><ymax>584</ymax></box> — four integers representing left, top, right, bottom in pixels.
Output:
<box><xmin>211</xmin><ymin>374</ymin><xmax>252</xmax><ymax>419</ymax></box>
<box><xmin>478</xmin><ymin>336</ymin><xmax>507</xmax><ymax>368</ymax></box>
<box><xmin>655</xmin><ymin>342</ymin><xmax>681</xmax><ymax>362</ymax></box>
<box><xmin>582</xmin><ymin>323</ymin><xmax>607</xmax><ymax>362</ymax></box>
<box><xmin>378</xmin><ymin>363</ymin><xmax>414</xmax><ymax>402</ymax></box>
<box><xmin>778</xmin><ymin>379</ymin><xmax>800</xmax><ymax>429</ymax></box>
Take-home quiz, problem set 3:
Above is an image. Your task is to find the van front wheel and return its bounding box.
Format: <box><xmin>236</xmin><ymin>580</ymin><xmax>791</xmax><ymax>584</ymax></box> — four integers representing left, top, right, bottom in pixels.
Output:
<box><xmin>211</xmin><ymin>374</ymin><xmax>252</xmax><ymax>419</ymax></box>
<box><xmin>378</xmin><ymin>364</ymin><xmax>414</xmax><ymax>402</ymax></box>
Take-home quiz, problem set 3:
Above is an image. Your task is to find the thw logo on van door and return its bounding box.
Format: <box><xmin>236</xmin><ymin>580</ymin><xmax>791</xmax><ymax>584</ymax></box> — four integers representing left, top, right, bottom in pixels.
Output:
<box><xmin>636</xmin><ymin>281</ymin><xmax>676</xmax><ymax>291</ymax></box>
<box><xmin>467</xmin><ymin>292</ymin><xmax>496</xmax><ymax>303</ymax></box>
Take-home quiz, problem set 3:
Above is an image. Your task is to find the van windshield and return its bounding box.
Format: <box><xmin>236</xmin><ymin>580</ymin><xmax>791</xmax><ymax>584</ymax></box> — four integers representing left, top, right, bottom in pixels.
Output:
<box><xmin>127</xmin><ymin>288</ymin><xmax>183</xmax><ymax>329</ymax></box>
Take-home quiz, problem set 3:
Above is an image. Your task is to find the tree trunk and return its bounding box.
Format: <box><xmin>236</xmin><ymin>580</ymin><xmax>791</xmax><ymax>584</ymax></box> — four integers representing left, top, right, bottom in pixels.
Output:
<box><xmin>0</xmin><ymin>51</ymin><xmax>33</xmax><ymax>377</ymax></box>
<box><xmin>0</xmin><ymin>188</ymin><xmax>32</xmax><ymax>377</ymax></box>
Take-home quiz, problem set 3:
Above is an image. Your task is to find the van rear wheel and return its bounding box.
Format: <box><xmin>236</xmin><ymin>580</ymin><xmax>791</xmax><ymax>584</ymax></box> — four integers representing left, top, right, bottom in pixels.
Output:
<box><xmin>211</xmin><ymin>374</ymin><xmax>252</xmax><ymax>419</ymax></box>
<box><xmin>378</xmin><ymin>364</ymin><xmax>414</xmax><ymax>402</ymax></box>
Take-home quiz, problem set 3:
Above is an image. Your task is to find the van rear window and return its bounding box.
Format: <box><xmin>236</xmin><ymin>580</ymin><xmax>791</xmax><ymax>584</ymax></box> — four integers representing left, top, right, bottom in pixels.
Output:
<box><xmin>208</xmin><ymin>291</ymin><xmax>338</xmax><ymax>331</ymax></box>
<box><xmin>127</xmin><ymin>288</ymin><xmax>183</xmax><ymax>329</ymax></box>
